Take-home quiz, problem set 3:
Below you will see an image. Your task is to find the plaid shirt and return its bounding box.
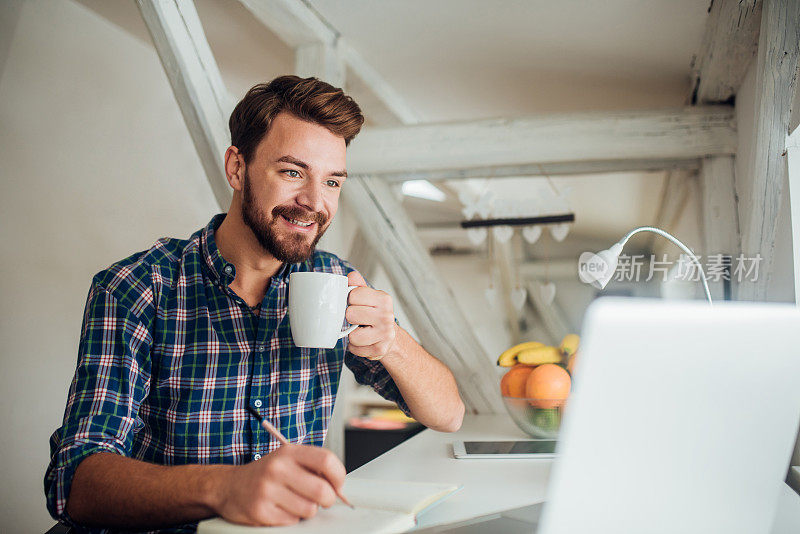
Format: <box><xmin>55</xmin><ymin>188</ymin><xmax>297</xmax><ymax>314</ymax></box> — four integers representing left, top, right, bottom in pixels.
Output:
<box><xmin>45</xmin><ymin>214</ymin><xmax>408</xmax><ymax>532</ymax></box>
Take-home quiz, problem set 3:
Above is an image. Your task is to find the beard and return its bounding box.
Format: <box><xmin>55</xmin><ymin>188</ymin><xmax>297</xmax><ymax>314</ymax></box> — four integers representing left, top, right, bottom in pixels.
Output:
<box><xmin>241</xmin><ymin>171</ymin><xmax>329</xmax><ymax>263</ymax></box>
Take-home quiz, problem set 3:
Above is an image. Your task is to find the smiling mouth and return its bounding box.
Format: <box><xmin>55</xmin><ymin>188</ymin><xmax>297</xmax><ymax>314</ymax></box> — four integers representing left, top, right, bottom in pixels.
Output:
<box><xmin>280</xmin><ymin>215</ymin><xmax>315</xmax><ymax>229</ymax></box>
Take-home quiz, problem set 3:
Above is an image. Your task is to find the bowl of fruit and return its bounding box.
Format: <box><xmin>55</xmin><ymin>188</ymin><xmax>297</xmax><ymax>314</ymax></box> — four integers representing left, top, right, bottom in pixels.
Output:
<box><xmin>497</xmin><ymin>334</ymin><xmax>579</xmax><ymax>439</ymax></box>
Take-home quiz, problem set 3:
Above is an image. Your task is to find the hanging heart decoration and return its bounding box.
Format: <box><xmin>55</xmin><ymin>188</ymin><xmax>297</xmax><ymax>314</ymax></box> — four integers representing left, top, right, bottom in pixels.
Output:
<box><xmin>466</xmin><ymin>227</ymin><xmax>488</xmax><ymax>246</ymax></box>
<box><xmin>493</xmin><ymin>225</ymin><xmax>513</xmax><ymax>243</ymax></box>
<box><xmin>461</xmin><ymin>205</ymin><xmax>477</xmax><ymax>219</ymax></box>
<box><xmin>550</xmin><ymin>223</ymin><xmax>570</xmax><ymax>242</ymax></box>
<box><xmin>522</xmin><ymin>225</ymin><xmax>542</xmax><ymax>244</ymax></box>
<box><xmin>510</xmin><ymin>286</ymin><xmax>527</xmax><ymax>311</ymax></box>
<box><xmin>476</xmin><ymin>191</ymin><xmax>494</xmax><ymax>219</ymax></box>
<box><xmin>540</xmin><ymin>282</ymin><xmax>556</xmax><ymax>305</ymax></box>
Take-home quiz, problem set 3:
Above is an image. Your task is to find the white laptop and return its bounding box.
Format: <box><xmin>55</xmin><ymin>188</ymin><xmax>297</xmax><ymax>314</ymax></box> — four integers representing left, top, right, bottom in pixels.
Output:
<box><xmin>426</xmin><ymin>298</ymin><xmax>800</xmax><ymax>534</ymax></box>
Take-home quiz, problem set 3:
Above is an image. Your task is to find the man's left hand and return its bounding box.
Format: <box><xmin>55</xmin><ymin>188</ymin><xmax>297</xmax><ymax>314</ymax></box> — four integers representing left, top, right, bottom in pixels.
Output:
<box><xmin>345</xmin><ymin>271</ymin><xmax>398</xmax><ymax>361</ymax></box>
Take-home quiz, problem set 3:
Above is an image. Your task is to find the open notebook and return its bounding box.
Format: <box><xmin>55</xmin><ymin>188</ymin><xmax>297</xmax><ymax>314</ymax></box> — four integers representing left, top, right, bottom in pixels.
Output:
<box><xmin>197</xmin><ymin>478</ymin><xmax>461</xmax><ymax>534</ymax></box>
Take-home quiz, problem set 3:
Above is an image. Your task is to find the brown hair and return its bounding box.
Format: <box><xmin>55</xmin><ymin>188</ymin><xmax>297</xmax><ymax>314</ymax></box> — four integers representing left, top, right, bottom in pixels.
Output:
<box><xmin>229</xmin><ymin>75</ymin><xmax>364</xmax><ymax>164</ymax></box>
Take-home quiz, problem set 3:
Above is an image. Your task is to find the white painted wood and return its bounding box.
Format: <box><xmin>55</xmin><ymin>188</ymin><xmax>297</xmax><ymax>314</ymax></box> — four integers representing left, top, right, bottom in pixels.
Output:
<box><xmin>295</xmin><ymin>41</ymin><xmax>345</xmax><ymax>86</ymax></box>
<box><xmin>239</xmin><ymin>0</ymin><xmax>336</xmax><ymax>49</ymax></box>
<box><xmin>137</xmin><ymin>0</ymin><xmax>232</xmax><ymax>209</ymax></box>
<box><xmin>239</xmin><ymin>0</ymin><xmax>420</xmax><ymax>125</ymax></box>
<box><xmin>525</xmin><ymin>280</ymin><xmax>570</xmax><ymax>346</ymax></box>
<box><xmin>381</xmin><ymin>158</ymin><xmax>701</xmax><ymax>183</ymax></box>
<box><xmin>791</xmin><ymin>62</ymin><xmax>800</xmax><ymax>135</ymax></box>
<box><xmin>343</xmin><ymin>175</ymin><xmax>504</xmax><ymax>414</ymax></box>
<box><xmin>494</xmin><ymin>239</ymin><xmax>522</xmax><ymax>343</ymax></box>
<box><xmin>700</xmin><ymin>156</ymin><xmax>740</xmax><ymax>299</ymax></box>
<box><xmin>787</xmin><ymin>127</ymin><xmax>800</xmax><ymax>305</ymax></box>
<box><xmin>737</xmin><ymin>0</ymin><xmax>800</xmax><ymax>301</ymax></box>
<box><xmin>348</xmin><ymin>107</ymin><xmax>737</xmax><ymax>175</ymax></box>
<box><xmin>347</xmin><ymin>229</ymin><xmax>379</xmax><ymax>281</ymax></box>
<box><xmin>691</xmin><ymin>0</ymin><xmax>762</xmax><ymax>104</ymax></box>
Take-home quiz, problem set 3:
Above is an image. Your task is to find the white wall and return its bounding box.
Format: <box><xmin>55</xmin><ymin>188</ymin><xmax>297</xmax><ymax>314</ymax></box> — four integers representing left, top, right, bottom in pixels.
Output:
<box><xmin>0</xmin><ymin>1</ymin><xmax>223</xmax><ymax>530</ymax></box>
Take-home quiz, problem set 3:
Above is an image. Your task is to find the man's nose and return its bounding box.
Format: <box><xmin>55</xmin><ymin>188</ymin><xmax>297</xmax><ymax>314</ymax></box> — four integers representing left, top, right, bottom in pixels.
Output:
<box><xmin>296</xmin><ymin>179</ymin><xmax>324</xmax><ymax>213</ymax></box>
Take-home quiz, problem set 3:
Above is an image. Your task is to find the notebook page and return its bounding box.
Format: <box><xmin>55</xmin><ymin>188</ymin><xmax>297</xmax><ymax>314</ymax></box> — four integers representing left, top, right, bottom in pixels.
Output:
<box><xmin>343</xmin><ymin>478</ymin><xmax>461</xmax><ymax>516</ymax></box>
<box><xmin>197</xmin><ymin>505</ymin><xmax>415</xmax><ymax>534</ymax></box>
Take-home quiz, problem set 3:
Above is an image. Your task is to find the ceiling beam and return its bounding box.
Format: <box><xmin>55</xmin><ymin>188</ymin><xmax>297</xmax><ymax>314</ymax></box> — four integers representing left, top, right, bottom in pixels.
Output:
<box><xmin>699</xmin><ymin>156</ymin><xmax>740</xmax><ymax>300</ymax></box>
<box><xmin>525</xmin><ymin>280</ymin><xmax>570</xmax><ymax>346</ymax></box>
<box><xmin>343</xmin><ymin>175</ymin><xmax>504</xmax><ymax>414</ymax></box>
<box><xmin>137</xmin><ymin>0</ymin><xmax>233</xmax><ymax>209</ymax></box>
<box><xmin>379</xmin><ymin>158</ymin><xmax>701</xmax><ymax>183</ymax></box>
<box><xmin>737</xmin><ymin>0</ymin><xmax>800</xmax><ymax>301</ymax></box>
<box><xmin>347</xmin><ymin>107</ymin><xmax>737</xmax><ymax>176</ymax></box>
<box><xmin>239</xmin><ymin>0</ymin><xmax>337</xmax><ymax>48</ymax></box>
<box><xmin>494</xmin><ymin>239</ymin><xmax>522</xmax><ymax>344</ymax></box>
<box><xmin>690</xmin><ymin>0</ymin><xmax>762</xmax><ymax>104</ymax></box>
<box><xmin>239</xmin><ymin>0</ymin><xmax>421</xmax><ymax>124</ymax></box>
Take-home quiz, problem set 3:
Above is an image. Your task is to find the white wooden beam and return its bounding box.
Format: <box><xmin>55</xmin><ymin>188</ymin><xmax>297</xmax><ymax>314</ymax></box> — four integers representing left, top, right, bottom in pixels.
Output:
<box><xmin>525</xmin><ymin>280</ymin><xmax>570</xmax><ymax>345</ymax></box>
<box><xmin>700</xmin><ymin>156</ymin><xmax>740</xmax><ymax>300</ymax></box>
<box><xmin>494</xmin><ymin>239</ymin><xmax>522</xmax><ymax>344</ymax></box>
<box><xmin>343</xmin><ymin>175</ymin><xmax>504</xmax><ymax>414</ymax></box>
<box><xmin>137</xmin><ymin>0</ymin><xmax>232</xmax><ymax>209</ymax></box>
<box><xmin>239</xmin><ymin>0</ymin><xmax>420</xmax><ymax>124</ymax></box>
<box><xmin>787</xmin><ymin>127</ymin><xmax>800</xmax><ymax>305</ymax></box>
<box><xmin>295</xmin><ymin>41</ymin><xmax>345</xmax><ymax>85</ymax></box>
<box><xmin>380</xmin><ymin>158</ymin><xmax>701</xmax><ymax>183</ymax></box>
<box><xmin>239</xmin><ymin>0</ymin><xmax>337</xmax><ymax>49</ymax></box>
<box><xmin>690</xmin><ymin>0</ymin><xmax>762</xmax><ymax>104</ymax></box>
<box><xmin>347</xmin><ymin>107</ymin><xmax>737</xmax><ymax>176</ymax></box>
<box><xmin>737</xmin><ymin>0</ymin><xmax>800</xmax><ymax>301</ymax></box>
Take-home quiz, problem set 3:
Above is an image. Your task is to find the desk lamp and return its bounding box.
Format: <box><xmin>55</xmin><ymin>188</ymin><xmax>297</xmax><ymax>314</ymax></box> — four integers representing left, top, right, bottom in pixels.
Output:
<box><xmin>589</xmin><ymin>226</ymin><xmax>713</xmax><ymax>305</ymax></box>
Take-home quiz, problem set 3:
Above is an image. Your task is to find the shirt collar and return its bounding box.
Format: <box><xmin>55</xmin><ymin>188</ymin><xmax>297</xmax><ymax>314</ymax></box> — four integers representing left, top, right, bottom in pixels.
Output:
<box><xmin>200</xmin><ymin>214</ymin><xmax>295</xmax><ymax>286</ymax></box>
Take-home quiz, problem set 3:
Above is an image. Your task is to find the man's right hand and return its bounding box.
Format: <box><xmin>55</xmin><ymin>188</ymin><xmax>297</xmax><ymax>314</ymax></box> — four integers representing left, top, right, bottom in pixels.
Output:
<box><xmin>213</xmin><ymin>443</ymin><xmax>347</xmax><ymax>526</ymax></box>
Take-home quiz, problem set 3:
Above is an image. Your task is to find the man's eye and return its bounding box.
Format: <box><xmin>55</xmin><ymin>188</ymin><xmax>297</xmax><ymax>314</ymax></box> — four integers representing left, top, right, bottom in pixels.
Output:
<box><xmin>283</xmin><ymin>169</ymin><xmax>301</xmax><ymax>178</ymax></box>
<box><xmin>326</xmin><ymin>179</ymin><xmax>341</xmax><ymax>188</ymax></box>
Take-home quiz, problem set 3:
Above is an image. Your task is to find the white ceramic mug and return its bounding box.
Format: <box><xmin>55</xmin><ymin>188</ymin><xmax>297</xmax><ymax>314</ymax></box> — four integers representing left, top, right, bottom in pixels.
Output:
<box><xmin>288</xmin><ymin>272</ymin><xmax>358</xmax><ymax>348</ymax></box>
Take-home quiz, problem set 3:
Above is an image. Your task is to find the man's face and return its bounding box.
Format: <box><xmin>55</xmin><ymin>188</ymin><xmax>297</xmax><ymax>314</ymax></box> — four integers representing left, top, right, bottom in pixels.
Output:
<box><xmin>240</xmin><ymin>112</ymin><xmax>347</xmax><ymax>263</ymax></box>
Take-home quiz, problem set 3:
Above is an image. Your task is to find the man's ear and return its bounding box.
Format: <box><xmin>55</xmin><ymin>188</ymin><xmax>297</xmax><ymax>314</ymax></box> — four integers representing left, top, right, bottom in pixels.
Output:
<box><xmin>224</xmin><ymin>146</ymin><xmax>245</xmax><ymax>192</ymax></box>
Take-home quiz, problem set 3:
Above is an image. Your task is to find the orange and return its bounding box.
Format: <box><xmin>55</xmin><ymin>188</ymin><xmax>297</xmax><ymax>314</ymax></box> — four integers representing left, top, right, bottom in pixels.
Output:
<box><xmin>500</xmin><ymin>364</ymin><xmax>534</xmax><ymax>398</ymax></box>
<box><xmin>525</xmin><ymin>364</ymin><xmax>571</xmax><ymax>408</ymax></box>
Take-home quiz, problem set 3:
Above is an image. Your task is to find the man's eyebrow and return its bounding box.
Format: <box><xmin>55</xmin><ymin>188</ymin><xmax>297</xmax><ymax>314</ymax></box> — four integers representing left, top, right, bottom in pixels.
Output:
<box><xmin>276</xmin><ymin>155</ymin><xmax>347</xmax><ymax>178</ymax></box>
<box><xmin>276</xmin><ymin>155</ymin><xmax>309</xmax><ymax>169</ymax></box>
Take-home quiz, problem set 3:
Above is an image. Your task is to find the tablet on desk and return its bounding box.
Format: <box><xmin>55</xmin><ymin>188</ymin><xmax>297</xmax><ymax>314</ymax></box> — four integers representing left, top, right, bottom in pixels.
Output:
<box><xmin>453</xmin><ymin>440</ymin><xmax>557</xmax><ymax>459</ymax></box>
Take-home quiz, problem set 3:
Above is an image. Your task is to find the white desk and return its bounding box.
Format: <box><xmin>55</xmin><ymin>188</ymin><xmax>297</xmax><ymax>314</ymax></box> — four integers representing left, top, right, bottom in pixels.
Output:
<box><xmin>348</xmin><ymin>413</ymin><xmax>551</xmax><ymax>529</ymax></box>
<box><xmin>349</xmin><ymin>414</ymin><xmax>800</xmax><ymax>533</ymax></box>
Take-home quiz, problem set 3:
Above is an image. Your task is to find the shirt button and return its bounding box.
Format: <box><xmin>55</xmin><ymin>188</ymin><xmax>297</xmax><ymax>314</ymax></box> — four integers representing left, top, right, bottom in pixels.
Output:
<box><xmin>257</xmin><ymin>345</ymin><xmax>265</xmax><ymax>353</ymax></box>
<box><xmin>253</xmin><ymin>453</ymin><xmax>262</xmax><ymax>461</ymax></box>
<box><xmin>254</xmin><ymin>399</ymin><xmax>263</xmax><ymax>408</ymax></box>
<box><xmin>223</xmin><ymin>264</ymin><xmax>234</xmax><ymax>276</ymax></box>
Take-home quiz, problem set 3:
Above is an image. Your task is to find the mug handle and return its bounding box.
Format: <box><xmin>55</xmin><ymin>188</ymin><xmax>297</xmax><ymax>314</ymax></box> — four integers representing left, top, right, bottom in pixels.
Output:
<box><xmin>339</xmin><ymin>286</ymin><xmax>359</xmax><ymax>338</ymax></box>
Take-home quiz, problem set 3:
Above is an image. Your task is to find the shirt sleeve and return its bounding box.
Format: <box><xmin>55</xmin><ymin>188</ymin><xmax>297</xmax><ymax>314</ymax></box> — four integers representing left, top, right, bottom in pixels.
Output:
<box><xmin>343</xmin><ymin>352</ymin><xmax>412</xmax><ymax>417</ymax></box>
<box><xmin>44</xmin><ymin>283</ymin><xmax>152</xmax><ymax>523</ymax></box>
<box><xmin>336</xmin><ymin>259</ymin><xmax>412</xmax><ymax>417</ymax></box>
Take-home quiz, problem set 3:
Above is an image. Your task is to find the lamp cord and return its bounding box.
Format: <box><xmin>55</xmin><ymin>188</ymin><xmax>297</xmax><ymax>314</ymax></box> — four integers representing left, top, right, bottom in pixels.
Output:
<box><xmin>619</xmin><ymin>226</ymin><xmax>713</xmax><ymax>305</ymax></box>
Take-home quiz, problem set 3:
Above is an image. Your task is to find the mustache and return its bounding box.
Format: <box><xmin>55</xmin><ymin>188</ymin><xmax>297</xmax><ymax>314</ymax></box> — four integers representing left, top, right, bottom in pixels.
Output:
<box><xmin>272</xmin><ymin>205</ymin><xmax>327</xmax><ymax>226</ymax></box>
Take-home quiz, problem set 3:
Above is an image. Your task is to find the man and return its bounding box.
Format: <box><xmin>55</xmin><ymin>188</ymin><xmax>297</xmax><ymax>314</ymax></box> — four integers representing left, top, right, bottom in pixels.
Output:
<box><xmin>45</xmin><ymin>76</ymin><xmax>465</xmax><ymax>532</ymax></box>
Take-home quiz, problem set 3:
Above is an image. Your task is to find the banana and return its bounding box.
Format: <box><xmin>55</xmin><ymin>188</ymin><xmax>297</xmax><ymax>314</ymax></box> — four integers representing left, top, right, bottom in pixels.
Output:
<box><xmin>496</xmin><ymin>341</ymin><xmax>545</xmax><ymax>366</ymax></box>
<box><xmin>559</xmin><ymin>334</ymin><xmax>580</xmax><ymax>357</ymax></box>
<box><xmin>517</xmin><ymin>345</ymin><xmax>562</xmax><ymax>365</ymax></box>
